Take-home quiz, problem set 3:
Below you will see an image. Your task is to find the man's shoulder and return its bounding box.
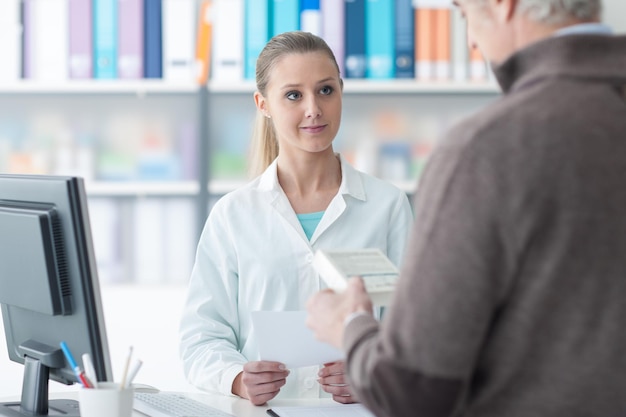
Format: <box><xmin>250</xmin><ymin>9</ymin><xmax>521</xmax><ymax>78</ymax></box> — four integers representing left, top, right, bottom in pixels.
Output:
<box><xmin>441</xmin><ymin>83</ymin><xmax>560</xmax><ymax>152</ymax></box>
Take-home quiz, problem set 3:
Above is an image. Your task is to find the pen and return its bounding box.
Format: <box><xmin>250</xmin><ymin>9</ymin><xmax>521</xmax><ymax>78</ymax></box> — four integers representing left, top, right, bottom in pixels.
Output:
<box><xmin>60</xmin><ymin>341</ymin><xmax>92</xmax><ymax>388</ymax></box>
<box><xmin>119</xmin><ymin>346</ymin><xmax>134</xmax><ymax>390</ymax></box>
<box><xmin>82</xmin><ymin>353</ymin><xmax>99</xmax><ymax>389</ymax></box>
<box><xmin>125</xmin><ymin>358</ymin><xmax>143</xmax><ymax>388</ymax></box>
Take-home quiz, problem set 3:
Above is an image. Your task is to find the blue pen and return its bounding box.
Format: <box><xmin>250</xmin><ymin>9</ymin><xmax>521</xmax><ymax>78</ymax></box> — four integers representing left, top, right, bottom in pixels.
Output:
<box><xmin>60</xmin><ymin>341</ymin><xmax>92</xmax><ymax>388</ymax></box>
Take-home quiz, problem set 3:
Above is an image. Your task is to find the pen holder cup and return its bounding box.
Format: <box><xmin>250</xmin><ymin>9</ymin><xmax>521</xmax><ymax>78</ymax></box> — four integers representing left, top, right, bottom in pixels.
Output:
<box><xmin>79</xmin><ymin>382</ymin><xmax>134</xmax><ymax>417</ymax></box>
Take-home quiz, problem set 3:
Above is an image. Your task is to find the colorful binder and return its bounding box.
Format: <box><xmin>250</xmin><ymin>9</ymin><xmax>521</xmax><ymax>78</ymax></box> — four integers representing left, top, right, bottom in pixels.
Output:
<box><xmin>344</xmin><ymin>0</ymin><xmax>366</xmax><ymax>79</ymax></box>
<box><xmin>143</xmin><ymin>0</ymin><xmax>162</xmax><ymax>78</ymax></box>
<box><xmin>0</xmin><ymin>0</ymin><xmax>22</xmax><ymax>81</ymax></box>
<box><xmin>321</xmin><ymin>0</ymin><xmax>344</xmax><ymax>76</ymax></box>
<box><xmin>415</xmin><ymin>7</ymin><xmax>435</xmax><ymax>80</ymax></box>
<box><xmin>434</xmin><ymin>7</ymin><xmax>451</xmax><ymax>80</ymax></box>
<box><xmin>300</xmin><ymin>0</ymin><xmax>321</xmax><ymax>36</ymax></box>
<box><xmin>244</xmin><ymin>0</ymin><xmax>270</xmax><ymax>80</ymax></box>
<box><xmin>24</xmin><ymin>0</ymin><xmax>69</xmax><ymax>81</ymax></box>
<box><xmin>162</xmin><ymin>0</ymin><xmax>196</xmax><ymax>81</ymax></box>
<box><xmin>195</xmin><ymin>0</ymin><xmax>214</xmax><ymax>85</ymax></box>
<box><xmin>118</xmin><ymin>0</ymin><xmax>143</xmax><ymax>79</ymax></box>
<box><xmin>366</xmin><ymin>0</ymin><xmax>394</xmax><ymax>79</ymax></box>
<box><xmin>212</xmin><ymin>0</ymin><xmax>244</xmax><ymax>82</ymax></box>
<box><xmin>272</xmin><ymin>0</ymin><xmax>299</xmax><ymax>37</ymax></box>
<box><xmin>94</xmin><ymin>0</ymin><xmax>117</xmax><ymax>79</ymax></box>
<box><xmin>394</xmin><ymin>0</ymin><xmax>415</xmax><ymax>78</ymax></box>
<box><xmin>69</xmin><ymin>0</ymin><xmax>92</xmax><ymax>79</ymax></box>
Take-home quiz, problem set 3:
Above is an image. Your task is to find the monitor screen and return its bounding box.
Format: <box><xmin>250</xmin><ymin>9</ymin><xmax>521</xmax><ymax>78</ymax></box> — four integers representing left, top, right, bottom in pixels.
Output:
<box><xmin>0</xmin><ymin>174</ymin><xmax>112</xmax><ymax>416</ymax></box>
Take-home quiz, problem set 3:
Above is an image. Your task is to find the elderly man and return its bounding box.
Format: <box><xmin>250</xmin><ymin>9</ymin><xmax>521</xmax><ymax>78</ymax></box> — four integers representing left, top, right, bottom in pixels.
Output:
<box><xmin>307</xmin><ymin>1</ymin><xmax>626</xmax><ymax>416</ymax></box>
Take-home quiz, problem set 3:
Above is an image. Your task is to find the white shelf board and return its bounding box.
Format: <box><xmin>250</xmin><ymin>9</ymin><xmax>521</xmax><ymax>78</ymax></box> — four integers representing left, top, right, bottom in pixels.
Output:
<box><xmin>208</xmin><ymin>179</ymin><xmax>249</xmax><ymax>195</ymax></box>
<box><xmin>0</xmin><ymin>79</ymin><xmax>497</xmax><ymax>95</ymax></box>
<box><xmin>85</xmin><ymin>181</ymin><xmax>199</xmax><ymax>196</ymax></box>
<box><xmin>208</xmin><ymin>80</ymin><xmax>257</xmax><ymax>93</ymax></box>
<box><xmin>208</xmin><ymin>80</ymin><xmax>500</xmax><ymax>95</ymax></box>
<box><xmin>343</xmin><ymin>80</ymin><xmax>500</xmax><ymax>94</ymax></box>
<box><xmin>208</xmin><ymin>178</ymin><xmax>417</xmax><ymax>195</ymax></box>
<box><xmin>0</xmin><ymin>80</ymin><xmax>199</xmax><ymax>94</ymax></box>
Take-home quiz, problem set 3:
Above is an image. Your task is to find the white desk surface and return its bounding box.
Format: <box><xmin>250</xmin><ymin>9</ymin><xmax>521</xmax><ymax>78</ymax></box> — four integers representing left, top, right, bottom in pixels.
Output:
<box><xmin>1</xmin><ymin>390</ymin><xmax>337</xmax><ymax>417</ymax></box>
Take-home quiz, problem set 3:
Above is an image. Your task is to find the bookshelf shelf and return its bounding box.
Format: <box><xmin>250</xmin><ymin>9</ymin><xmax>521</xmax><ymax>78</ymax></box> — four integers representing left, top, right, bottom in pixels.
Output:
<box><xmin>208</xmin><ymin>179</ymin><xmax>249</xmax><ymax>195</ymax></box>
<box><xmin>85</xmin><ymin>181</ymin><xmax>199</xmax><ymax>197</ymax></box>
<box><xmin>342</xmin><ymin>80</ymin><xmax>500</xmax><ymax>95</ymax></box>
<box><xmin>208</xmin><ymin>80</ymin><xmax>500</xmax><ymax>95</ymax></box>
<box><xmin>207</xmin><ymin>178</ymin><xmax>417</xmax><ymax>196</ymax></box>
<box><xmin>0</xmin><ymin>81</ymin><xmax>199</xmax><ymax>95</ymax></box>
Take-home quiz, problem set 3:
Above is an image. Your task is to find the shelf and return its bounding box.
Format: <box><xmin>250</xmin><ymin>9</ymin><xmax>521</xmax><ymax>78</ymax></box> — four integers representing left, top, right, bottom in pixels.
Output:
<box><xmin>208</xmin><ymin>81</ymin><xmax>258</xmax><ymax>94</ymax></box>
<box><xmin>85</xmin><ymin>181</ymin><xmax>199</xmax><ymax>197</ymax></box>
<box><xmin>208</xmin><ymin>179</ymin><xmax>417</xmax><ymax>195</ymax></box>
<box><xmin>342</xmin><ymin>80</ymin><xmax>500</xmax><ymax>94</ymax></box>
<box><xmin>0</xmin><ymin>79</ymin><xmax>497</xmax><ymax>96</ymax></box>
<box><xmin>0</xmin><ymin>80</ymin><xmax>200</xmax><ymax>95</ymax></box>
<box><xmin>208</xmin><ymin>79</ymin><xmax>500</xmax><ymax>95</ymax></box>
<box><xmin>209</xmin><ymin>179</ymin><xmax>249</xmax><ymax>195</ymax></box>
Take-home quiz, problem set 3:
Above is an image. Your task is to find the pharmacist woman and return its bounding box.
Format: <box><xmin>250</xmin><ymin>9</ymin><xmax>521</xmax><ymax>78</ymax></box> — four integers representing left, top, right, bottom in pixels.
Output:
<box><xmin>179</xmin><ymin>31</ymin><xmax>413</xmax><ymax>406</ymax></box>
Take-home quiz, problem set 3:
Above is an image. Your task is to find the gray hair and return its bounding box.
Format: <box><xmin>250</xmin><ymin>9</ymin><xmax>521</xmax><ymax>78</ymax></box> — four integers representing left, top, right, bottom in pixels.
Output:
<box><xmin>516</xmin><ymin>0</ymin><xmax>602</xmax><ymax>24</ymax></box>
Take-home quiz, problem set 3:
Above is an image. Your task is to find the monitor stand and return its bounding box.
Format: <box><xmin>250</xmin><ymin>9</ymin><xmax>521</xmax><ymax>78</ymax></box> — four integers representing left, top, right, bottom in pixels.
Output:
<box><xmin>0</xmin><ymin>343</ymin><xmax>81</xmax><ymax>417</ymax></box>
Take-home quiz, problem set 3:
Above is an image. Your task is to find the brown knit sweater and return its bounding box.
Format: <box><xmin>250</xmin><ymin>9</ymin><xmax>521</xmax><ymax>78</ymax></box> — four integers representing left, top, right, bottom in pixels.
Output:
<box><xmin>344</xmin><ymin>33</ymin><xmax>626</xmax><ymax>417</ymax></box>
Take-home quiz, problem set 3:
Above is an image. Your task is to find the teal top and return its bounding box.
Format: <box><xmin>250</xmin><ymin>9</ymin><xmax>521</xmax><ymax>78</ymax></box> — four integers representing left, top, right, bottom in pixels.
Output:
<box><xmin>296</xmin><ymin>211</ymin><xmax>325</xmax><ymax>240</ymax></box>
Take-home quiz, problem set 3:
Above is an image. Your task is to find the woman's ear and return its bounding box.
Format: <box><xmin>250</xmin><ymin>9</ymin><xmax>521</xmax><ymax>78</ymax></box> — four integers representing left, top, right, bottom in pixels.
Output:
<box><xmin>254</xmin><ymin>91</ymin><xmax>270</xmax><ymax>118</ymax></box>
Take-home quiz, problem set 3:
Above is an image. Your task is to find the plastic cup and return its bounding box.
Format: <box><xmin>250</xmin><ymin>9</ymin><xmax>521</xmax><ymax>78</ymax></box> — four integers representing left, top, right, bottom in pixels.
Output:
<box><xmin>78</xmin><ymin>382</ymin><xmax>134</xmax><ymax>417</ymax></box>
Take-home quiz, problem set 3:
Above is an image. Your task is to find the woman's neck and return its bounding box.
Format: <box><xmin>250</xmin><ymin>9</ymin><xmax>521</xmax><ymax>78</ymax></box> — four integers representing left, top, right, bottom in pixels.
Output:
<box><xmin>277</xmin><ymin>151</ymin><xmax>342</xmax><ymax>214</ymax></box>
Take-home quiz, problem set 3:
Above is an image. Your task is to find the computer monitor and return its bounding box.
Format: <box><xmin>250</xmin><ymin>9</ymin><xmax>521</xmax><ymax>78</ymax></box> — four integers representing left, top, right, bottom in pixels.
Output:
<box><xmin>0</xmin><ymin>174</ymin><xmax>113</xmax><ymax>416</ymax></box>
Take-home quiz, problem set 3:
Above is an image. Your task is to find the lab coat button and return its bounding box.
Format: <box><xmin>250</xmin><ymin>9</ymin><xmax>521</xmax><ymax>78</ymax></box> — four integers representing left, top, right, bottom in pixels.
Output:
<box><xmin>306</xmin><ymin>254</ymin><xmax>313</xmax><ymax>263</ymax></box>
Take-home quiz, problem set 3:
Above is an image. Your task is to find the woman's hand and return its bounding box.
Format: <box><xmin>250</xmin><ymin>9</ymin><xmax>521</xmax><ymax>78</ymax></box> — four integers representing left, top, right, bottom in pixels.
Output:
<box><xmin>232</xmin><ymin>361</ymin><xmax>290</xmax><ymax>405</ymax></box>
<box><xmin>318</xmin><ymin>361</ymin><xmax>357</xmax><ymax>404</ymax></box>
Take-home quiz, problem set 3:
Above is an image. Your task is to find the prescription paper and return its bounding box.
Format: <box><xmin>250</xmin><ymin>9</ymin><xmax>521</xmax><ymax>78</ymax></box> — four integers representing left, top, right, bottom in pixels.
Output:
<box><xmin>250</xmin><ymin>311</ymin><xmax>344</xmax><ymax>369</ymax></box>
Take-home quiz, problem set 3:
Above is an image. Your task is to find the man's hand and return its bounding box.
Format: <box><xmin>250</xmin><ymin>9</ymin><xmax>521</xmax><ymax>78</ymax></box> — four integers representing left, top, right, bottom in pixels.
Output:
<box><xmin>318</xmin><ymin>361</ymin><xmax>357</xmax><ymax>404</ymax></box>
<box><xmin>231</xmin><ymin>361</ymin><xmax>289</xmax><ymax>405</ymax></box>
<box><xmin>306</xmin><ymin>277</ymin><xmax>373</xmax><ymax>349</ymax></box>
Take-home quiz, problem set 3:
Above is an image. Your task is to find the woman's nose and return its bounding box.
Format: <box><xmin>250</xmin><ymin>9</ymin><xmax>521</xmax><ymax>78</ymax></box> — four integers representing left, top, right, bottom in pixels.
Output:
<box><xmin>305</xmin><ymin>98</ymin><xmax>322</xmax><ymax>118</ymax></box>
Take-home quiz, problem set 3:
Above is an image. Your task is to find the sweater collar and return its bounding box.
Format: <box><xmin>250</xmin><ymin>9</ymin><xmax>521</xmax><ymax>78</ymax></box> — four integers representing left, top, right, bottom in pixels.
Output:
<box><xmin>492</xmin><ymin>34</ymin><xmax>626</xmax><ymax>94</ymax></box>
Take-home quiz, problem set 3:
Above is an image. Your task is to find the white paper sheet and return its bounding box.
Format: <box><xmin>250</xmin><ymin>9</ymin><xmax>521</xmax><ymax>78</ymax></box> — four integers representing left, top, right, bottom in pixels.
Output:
<box><xmin>268</xmin><ymin>403</ymin><xmax>376</xmax><ymax>417</ymax></box>
<box><xmin>250</xmin><ymin>311</ymin><xmax>344</xmax><ymax>369</ymax></box>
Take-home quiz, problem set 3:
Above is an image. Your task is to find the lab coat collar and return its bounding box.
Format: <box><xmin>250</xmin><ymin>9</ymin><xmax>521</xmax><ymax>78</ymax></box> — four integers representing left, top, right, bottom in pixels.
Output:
<box><xmin>256</xmin><ymin>153</ymin><xmax>366</xmax><ymax>245</ymax></box>
<box><xmin>256</xmin><ymin>153</ymin><xmax>367</xmax><ymax>202</ymax></box>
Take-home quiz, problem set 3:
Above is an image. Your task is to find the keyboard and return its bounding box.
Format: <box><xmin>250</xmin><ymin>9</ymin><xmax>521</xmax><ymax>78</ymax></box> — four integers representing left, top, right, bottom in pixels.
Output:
<box><xmin>134</xmin><ymin>392</ymin><xmax>235</xmax><ymax>417</ymax></box>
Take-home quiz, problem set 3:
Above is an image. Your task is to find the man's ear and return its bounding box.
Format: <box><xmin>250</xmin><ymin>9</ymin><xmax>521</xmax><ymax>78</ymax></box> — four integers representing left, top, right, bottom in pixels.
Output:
<box><xmin>490</xmin><ymin>0</ymin><xmax>517</xmax><ymax>23</ymax></box>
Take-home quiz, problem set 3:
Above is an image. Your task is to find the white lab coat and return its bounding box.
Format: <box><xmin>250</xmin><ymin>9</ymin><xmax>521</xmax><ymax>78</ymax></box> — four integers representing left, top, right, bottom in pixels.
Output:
<box><xmin>179</xmin><ymin>155</ymin><xmax>414</xmax><ymax>399</ymax></box>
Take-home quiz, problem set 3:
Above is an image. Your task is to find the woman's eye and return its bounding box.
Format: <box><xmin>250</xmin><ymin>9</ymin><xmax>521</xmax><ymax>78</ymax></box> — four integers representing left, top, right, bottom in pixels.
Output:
<box><xmin>320</xmin><ymin>86</ymin><xmax>333</xmax><ymax>95</ymax></box>
<box><xmin>286</xmin><ymin>91</ymin><xmax>301</xmax><ymax>100</ymax></box>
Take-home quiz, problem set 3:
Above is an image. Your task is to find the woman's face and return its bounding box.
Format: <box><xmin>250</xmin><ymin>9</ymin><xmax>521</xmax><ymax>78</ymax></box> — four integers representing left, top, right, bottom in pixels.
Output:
<box><xmin>255</xmin><ymin>51</ymin><xmax>343</xmax><ymax>157</ymax></box>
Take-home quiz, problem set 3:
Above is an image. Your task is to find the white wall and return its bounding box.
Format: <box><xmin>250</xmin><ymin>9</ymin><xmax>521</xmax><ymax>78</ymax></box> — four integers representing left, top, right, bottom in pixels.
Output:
<box><xmin>0</xmin><ymin>285</ymin><xmax>197</xmax><ymax>398</ymax></box>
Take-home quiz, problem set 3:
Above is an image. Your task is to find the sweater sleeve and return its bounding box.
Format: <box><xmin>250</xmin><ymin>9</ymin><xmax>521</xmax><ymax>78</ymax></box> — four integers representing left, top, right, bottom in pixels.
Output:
<box><xmin>343</xmin><ymin>133</ymin><xmax>512</xmax><ymax>417</ymax></box>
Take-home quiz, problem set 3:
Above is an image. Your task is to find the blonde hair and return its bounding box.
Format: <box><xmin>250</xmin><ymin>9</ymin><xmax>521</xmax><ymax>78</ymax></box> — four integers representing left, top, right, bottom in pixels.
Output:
<box><xmin>247</xmin><ymin>31</ymin><xmax>342</xmax><ymax>178</ymax></box>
